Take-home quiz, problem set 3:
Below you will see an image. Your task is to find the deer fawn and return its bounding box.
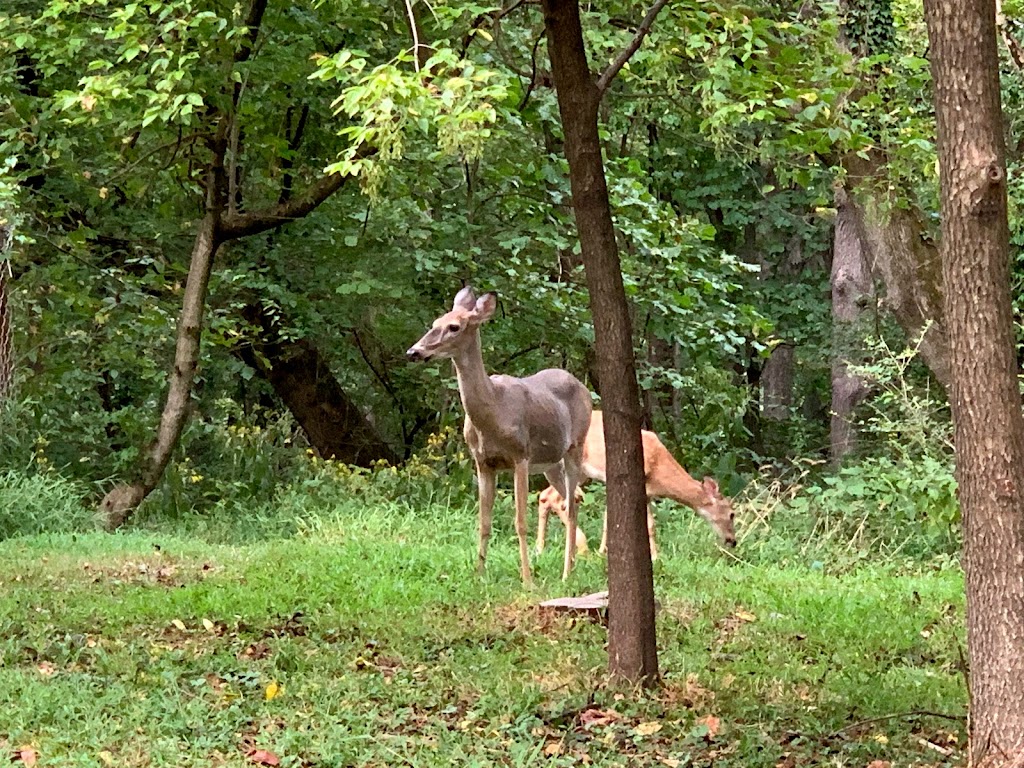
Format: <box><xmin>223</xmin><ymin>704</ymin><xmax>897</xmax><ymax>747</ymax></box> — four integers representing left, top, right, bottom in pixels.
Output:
<box><xmin>407</xmin><ymin>286</ymin><xmax>592</xmax><ymax>584</ymax></box>
<box><xmin>537</xmin><ymin>410</ymin><xmax>737</xmax><ymax>560</ymax></box>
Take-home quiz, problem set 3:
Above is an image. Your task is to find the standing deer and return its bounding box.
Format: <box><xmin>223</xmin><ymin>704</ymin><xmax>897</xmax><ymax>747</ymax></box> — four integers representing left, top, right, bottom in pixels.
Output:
<box><xmin>406</xmin><ymin>286</ymin><xmax>592</xmax><ymax>584</ymax></box>
<box><xmin>537</xmin><ymin>410</ymin><xmax>737</xmax><ymax>560</ymax></box>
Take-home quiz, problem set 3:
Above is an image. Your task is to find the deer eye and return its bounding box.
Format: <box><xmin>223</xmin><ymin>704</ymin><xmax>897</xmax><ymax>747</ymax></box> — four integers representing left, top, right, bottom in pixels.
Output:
<box><xmin>447</xmin><ymin>323</ymin><xmax>461</xmax><ymax>333</ymax></box>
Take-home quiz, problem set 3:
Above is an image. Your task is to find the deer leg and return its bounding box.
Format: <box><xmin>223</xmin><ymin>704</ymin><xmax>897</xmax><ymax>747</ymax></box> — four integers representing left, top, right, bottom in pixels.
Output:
<box><xmin>543</xmin><ymin>471</ymin><xmax>588</xmax><ymax>555</ymax></box>
<box><xmin>476</xmin><ymin>465</ymin><xmax>496</xmax><ymax>576</ymax></box>
<box><xmin>536</xmin><ymin>493</ymin><xmax>549</xmax><ymax>556</ymax></box>
<box><xmin>647</xmin><ymin>501</ymin><xmax>658</xmax><ymax>561</ymax></box>
<box><xmin>599</xmin><ymin>508</ymin><xmax>608</xmax><ymax>556</ymax></box>
<box><xmin>561</xmin><ymin>454</ymin><xmax>583</xmax><ymax>580</ymax></box>
<box><xmin>513</xmin><ymin>460</ymin><xmax>532</xmax><ymax>586</ymax></box>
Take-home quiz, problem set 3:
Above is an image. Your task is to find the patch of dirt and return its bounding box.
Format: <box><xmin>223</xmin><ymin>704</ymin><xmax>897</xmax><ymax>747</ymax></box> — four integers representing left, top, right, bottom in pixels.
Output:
<box><xmin>80</xmin><ymin>555</ymin><xmax>218</xmax><ymax>589</ymax></box>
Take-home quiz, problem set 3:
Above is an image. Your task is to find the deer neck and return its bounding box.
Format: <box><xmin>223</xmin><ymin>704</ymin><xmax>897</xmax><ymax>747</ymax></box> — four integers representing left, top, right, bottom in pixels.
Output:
<box><xmin>654</xmin><ymin>457</ymin><xmax>711</xmax><ymax>511</ymax></box>
<box><xmin>451</xmin><ymin>331</ymin><xmax>500</xmax><ymax>427</ymax></box>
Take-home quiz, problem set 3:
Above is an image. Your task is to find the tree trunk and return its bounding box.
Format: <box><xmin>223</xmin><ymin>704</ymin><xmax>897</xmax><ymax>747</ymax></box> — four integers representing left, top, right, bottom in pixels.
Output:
<box><xmin>924</xmin><ymin>0</ymin><xmax>1024</xmax><ymax>762</ymax></box>
<box><xmin>99</xmin><ymin>1</ymin><xmax>353</xmax><ymax>526</ymax></box>
<box><xmin>542</xmin><ymin>0</ymin><xmax>658</xmax><ymax>685</ymax></box>
<box><xmin>239</xmin><ymin>304</ymin><xmax>397</xmax><ymax>466</ymax></box>
<box><xmin>761</xmin><ymin>344</ymin><xmax>794</xmax><ymax>421</ymax></box>
<box><xmin>836</xmin><ymin>0</ymin><xmax>952</xmax><ymax>392</ymax></box>
<box><xmin>101</xmin><ymin>212</ymin><xmax>223</xmax><ymax>528</ymax></box>
<box><xmin>830</xmin><ymin>186</ymin><xmax>873</xmax><ymax>465</ymax></box>
<box><xmin>0</xmin><ymin>225</ymin><xmax>12</xmax><ymax>405</ymax></box>
<box><xmin>841</xmin><ymin>161</ymin><xmax>952</xmax><ymax>391</ymax></box>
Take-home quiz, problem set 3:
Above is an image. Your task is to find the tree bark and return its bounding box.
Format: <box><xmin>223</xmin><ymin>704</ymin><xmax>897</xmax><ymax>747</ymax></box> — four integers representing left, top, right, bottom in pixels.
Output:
<box><xmin>843</xmin><ymin>155</ymin><xmax>952</xmax><ymax>391</ymax></box>
<box><xmin>836</xmin><ymin>0</ymin><xmax>952</xmax><ymax>392</ymax></box>
<box><xmin>830</xmin><ymin>186</ymin><xmax>873</xmax><ymax>465</ymax></box>
<box><xmin>542</xmin><ymin>0</ymin><xmax>658</xmax><ymax>684</ymax></box>
<box><xmin>924</xmin><ymin>0</ymin><xmax>1024</xmax><ymax>762</ymax></box>
<box><xmin>761</xmin><ymin>344</ymin><xmax>794</xmax><ymax>421</ymax></box>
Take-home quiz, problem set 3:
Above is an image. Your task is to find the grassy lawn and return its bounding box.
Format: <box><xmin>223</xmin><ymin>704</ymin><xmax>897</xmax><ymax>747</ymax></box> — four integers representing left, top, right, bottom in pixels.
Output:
<box><xmin>0</xmin><ymin>496</ymin><xmax>966</xmax><ymax>767</ymax></box>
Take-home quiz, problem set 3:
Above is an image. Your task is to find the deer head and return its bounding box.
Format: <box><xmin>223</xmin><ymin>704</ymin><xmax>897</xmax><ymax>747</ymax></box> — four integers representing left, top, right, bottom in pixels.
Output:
<box><xmin>406</xmin><ymin>286</ymin><xmax>497</xmax><ymax>362</ymax></box>
<box><xmin>695</xmin><ymin>477</ymin><xmax>737</xmax><ymax>547</ymax></box>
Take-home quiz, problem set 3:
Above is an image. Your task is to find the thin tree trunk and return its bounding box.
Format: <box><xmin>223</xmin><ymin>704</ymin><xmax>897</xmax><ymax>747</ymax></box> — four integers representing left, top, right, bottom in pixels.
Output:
<box><xmin>761</xmin><ymin>344</ymin><xmax>794</xmax><ymax>421</ymax></box>
<box><xmin>101</xmin><ymin>212</ymin><xmax>223</xmax><ymax>527</ymax></box>
<box><xmin>924</xmin><ymin>0</ymin><xmax>1024</xmax><ymax>761</ymax></box>
<box><xmin>830</xmin><ymin>186</ymin><xmax>873</xmax><ymax>466</ymax></box>
<box><xmin>99</xmin><ymin>0</ymin><xmax>356</xmax><ymax>527</ymax></box>
<box><xmin>542</xmin><ymin>0</ymin><xmax>658</xmax><ymax>684</ymax></box>
<box><xmin>0</xmin><ymin>225</ymin><xmax>12</xmax><ymax>405</ymax></box>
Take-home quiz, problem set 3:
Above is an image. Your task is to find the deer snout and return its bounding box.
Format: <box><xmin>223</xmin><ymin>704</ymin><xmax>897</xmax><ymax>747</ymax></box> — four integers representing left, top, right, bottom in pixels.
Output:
<box><xmin>725</xmin><ymin>536</ymin><xmax>737</xmax><ymax>548</ymax></box>
<box><xmin>406</xmin><ymin>346</ymin><xmax>426</xmax><ymax>362</ymax></box>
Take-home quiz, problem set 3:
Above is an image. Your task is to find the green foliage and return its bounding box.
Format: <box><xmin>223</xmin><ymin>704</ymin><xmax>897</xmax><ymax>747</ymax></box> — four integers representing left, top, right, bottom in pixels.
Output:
<box><xmin>795</xmin><ymin>455</ymin><xmax>958</xmax><ymax>558</ymax></box>
<box><xmin>767</xmin><ymin>331</ymin><xmax>959</xmax><ymax>561</ymax></box>
<box><xmin>0</xmin><ymin>469</ymin><xmax>97</xmax><ymax>540</ymax></box>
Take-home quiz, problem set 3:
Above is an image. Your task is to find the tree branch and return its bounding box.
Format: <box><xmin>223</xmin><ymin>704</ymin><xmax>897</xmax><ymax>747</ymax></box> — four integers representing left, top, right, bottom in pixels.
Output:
<box><xmin>595</xmin><ymin>0</ymin><xmax>671</xmax><ymax>95</ymax></box>
<box><xmin>220</xmin><ymin>172</ymin><xmax>347</xmax><ymax>239</ymax></box>
<box><xmin>997</xmin><ymin>0</ymin><xmax>1024</xmax><ymax>71</ymax></box>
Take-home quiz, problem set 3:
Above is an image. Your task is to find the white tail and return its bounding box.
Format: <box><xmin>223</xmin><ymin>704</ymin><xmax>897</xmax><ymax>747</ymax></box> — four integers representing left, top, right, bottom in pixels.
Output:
<box><xmin>537</xmin><ymin>410</ymin><xmax>737</xmax><ymax>560</ymax></box>
<box><xmin>407</xmin><ymin>286</ymin><xmax>592</xmax><ymax>583</ymax></box>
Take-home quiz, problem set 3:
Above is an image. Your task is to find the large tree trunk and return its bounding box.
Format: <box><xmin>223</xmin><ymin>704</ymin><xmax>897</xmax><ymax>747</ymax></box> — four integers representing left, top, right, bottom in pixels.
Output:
<box><xmin>924</xmin><ymin>0</ymin><xmax>1024</xmax><ymax>762</ymax></box>
<box><xmin>836</xmin><ymin>0</ymin><xmax>952</xmax><ymax>392</ymax></box>
<box><xmin>542</xmin><ymin>0</ymin><xmax>658</xmax><ymax>684</ymax></box>
<box><xmin>842</xmin><ymin>157</ymin><xmax>952</xmax><ymax>391</ymax></box>
<box><xmin>830</xmin><ymin>186</ymin><xmax>873</xmax><ymax>465</ymax></box>
<box><xmin>239</xmin><ymin>304</ymin><xmax>397</xmax><ymax>466</ymax></box>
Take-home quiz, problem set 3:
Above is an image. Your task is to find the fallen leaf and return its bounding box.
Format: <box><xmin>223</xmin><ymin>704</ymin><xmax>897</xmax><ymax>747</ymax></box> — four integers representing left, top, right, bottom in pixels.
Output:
<box><xmin>873</xmin><ymin>734</ymin><xmax>889</xmax><ymax>745</ymax></box>
<box><xmin>543</xmin><ymin>741</ymin><xmax>563</xmax><ymax>756</ymax></box>
<box><xmin>171</xmin><ymin>619</ymin><xmax>186</xmax><ymax>631</ymax></box>
<box><xmin>734</xmin><ymin>610</ymin><xmax>757</xmax><ymax>622</ymax></box>
<box><xmin>579</xmin><ymin>708</ymin><xmax>620</xmax><ymax>728</ymax></box>
<box><xmin>14</xmin><ymin>747</ymin><xmax>37</xmax><ymax>766</ymax></box>
<box><xmin>866</xmin><ymin>761</ymin><xmax>891</xmax><ymax>768</ymax></box>
<box><xmin>659</xmin><ymin>759</ymin><xmax>681</xmax><ymax>768</ymax></box>
<box><xmin>37</xmin><ymin>662</ymin><xmax>55</xmax><ymax>677</ymax></box>
<box><xmin>264</xmin><ymin>681</ymin><xmax>281</xmax><ymax>701</ymax></box>
<box><xmin>246</xmin><ymin>749</ymin><xmax>280</xmax><ymax>766</ymax></box>
<box><xmin>698</xmin><ymin>715</ymin><xmax>721</xmax><ymax>739</ymax></box>
<box><xmin>98</xmin><ymin>750</ymin><xmax>114</xmax><ymax>765</ymax></box>
<box><xmin>202</xmin><ymin>618</ymin><xmax>216</xmax><ymax>632</ymax></box>
<box><xmin>634</xmin><ymin>721</ymin><xmax>663</xmax><ymax>736</ymax></box>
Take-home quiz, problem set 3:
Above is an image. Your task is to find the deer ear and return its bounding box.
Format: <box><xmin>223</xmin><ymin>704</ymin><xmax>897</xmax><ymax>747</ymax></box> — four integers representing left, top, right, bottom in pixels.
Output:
<box><xmin>703</xmin><ymin>476</ymin><xmax>719</xmax><ymax>496</ymax></box>
<box><xmin>453</xmin><ymin>286</ymin><xmax>477</xmax><ymax>311</ymax></box>
<box><xmin>475</xmin><ymin>292</ymin><xmax>497</xmax><ymax>322</ymax></box>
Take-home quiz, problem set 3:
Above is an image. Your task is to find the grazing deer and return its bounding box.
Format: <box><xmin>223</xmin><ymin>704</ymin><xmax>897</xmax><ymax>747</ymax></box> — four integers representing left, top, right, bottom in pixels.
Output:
<box><xmin>536</xmin><ymin>410</ymin><xmax>737</xmax><ymax>560</ymax></box>
<box><xmin>406</xmin><ymin>286</ymin><xmax>592</xmax><ymax>584</ymax></box>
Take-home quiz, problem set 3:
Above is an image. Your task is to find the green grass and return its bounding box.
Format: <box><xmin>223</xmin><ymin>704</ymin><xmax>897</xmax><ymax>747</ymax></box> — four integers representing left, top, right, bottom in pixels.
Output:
<box><xmin>0</xmin><ymin>493</ymin><xmax>966</xmax><ymax>767</ymax></box>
